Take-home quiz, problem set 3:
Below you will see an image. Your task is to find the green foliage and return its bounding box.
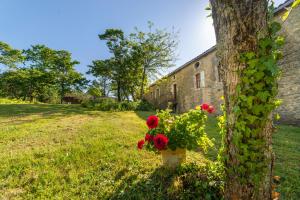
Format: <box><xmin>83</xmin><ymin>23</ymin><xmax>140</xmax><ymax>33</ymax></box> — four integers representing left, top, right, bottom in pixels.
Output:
<box><xmin>171</xmin><ymin>162</ymin><xmax>224</xmax><ymax>200</ymax></box>
<box><xmin>218</xmin><ymin>11</ymin><xmax>285</xmax><ymax>189</ymax></box>
<box><xmin>0</xmin><ymin>41</ymin><xmax>23</xmax><ymax>68</ymax></box>
<box><xmin>135</xmin><ymin>100</ymin><xmax>155</xmax><ymax>111</ymax></box>
<box><xmin>130</xmin><ymin>22</ymin><xmax>178</xmax><ymax>98</ymax></box>
<box><xmin>81</xmin><ymin>98</ymin><xmax>154</xmax><ymax>111</ymax></box>
<box><xmin>0</xmin><ymin>43</ymin><xmax>87</xmax><ymax>103</ymax></box>
<box><xmin>146</xmin><ymin>109</ymin><xmax>214</xmax><ymax>152</ymax></box>
<box><xmin>0</xmin><ymin>98</ymin><xmax>32</xmax><ymax>104</ymax></box>
<box><xmin>88</xmin><ymin>23</ymin><xmax>178</xmax><ymax>101</ymax></box>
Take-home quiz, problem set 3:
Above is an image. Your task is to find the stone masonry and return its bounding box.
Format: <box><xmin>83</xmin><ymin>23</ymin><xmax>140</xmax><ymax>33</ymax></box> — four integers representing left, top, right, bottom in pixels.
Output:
<box><xmin>144</xmin><ymin>0</ymin><xmax>300</xmax><ymax>125</ymax></box>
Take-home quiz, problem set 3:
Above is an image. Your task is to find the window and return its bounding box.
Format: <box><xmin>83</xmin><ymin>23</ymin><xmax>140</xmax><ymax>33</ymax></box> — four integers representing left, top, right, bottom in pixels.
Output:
<box><xmin>195</xmin><ymin>73</ymin><xmax>200</xmax><ymax>89</ymax></box>
<box><xmin>173</xmin><ymin>84</ymin><xmax>177</xmax><ymax>100</ymax></box>
<box><xmin>155</xmin><ymin>88</ymin><xmax>160</xmax><ymax>99</ymax></box>
<box><xmin>151</xmin><ymin>92</ymin><xmax>153</xmax><ymax>98</ymax></box>
<box><xmin>194</xmin><ymin>62</ymin><xmax>200</xmax><ymax>69</ymax></box>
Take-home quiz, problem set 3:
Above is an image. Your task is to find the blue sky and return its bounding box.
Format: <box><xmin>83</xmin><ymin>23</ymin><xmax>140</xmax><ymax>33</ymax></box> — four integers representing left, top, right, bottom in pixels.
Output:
<box><xmin>0</xmin><ymin>0</ymin><xmax>286</xmax><ymax>78</ymax></box>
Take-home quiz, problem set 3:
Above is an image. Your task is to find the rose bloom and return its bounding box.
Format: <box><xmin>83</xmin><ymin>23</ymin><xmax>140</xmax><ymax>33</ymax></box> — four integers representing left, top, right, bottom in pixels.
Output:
<box><xmin>146</xmin><ymin>115</ymin><xmax>159</xmax><ymax>129</ymax></box>
<box><xmin>153</xmin><ymin>134</ymin><xmax>169</xmax><ymax>150</ymax></box>
<box><xmin>137</xmin><ymin>139</ymin><xmax>145</xmax><ymax>150</ymax></box>
<box><xmin>201</xmin><ymin>103</ymin><xmax>209</xmax><ymax>110</ymax></box>
<box><xmin>145</xmin><ymin>133</ymin><xmax>154</xmax><ymax>142</ymax></box>
<box><xmin>207</xmin><ymin>105</ymin><xmax>215</xmax><ymax>113</ymax></box>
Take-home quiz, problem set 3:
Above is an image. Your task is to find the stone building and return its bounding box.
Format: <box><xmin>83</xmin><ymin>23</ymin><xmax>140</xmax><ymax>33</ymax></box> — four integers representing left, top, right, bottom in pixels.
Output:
<box><xmin>144</xmin><ymin>0</ymin><xmax>300</xmax><ymax>125</ymax></box>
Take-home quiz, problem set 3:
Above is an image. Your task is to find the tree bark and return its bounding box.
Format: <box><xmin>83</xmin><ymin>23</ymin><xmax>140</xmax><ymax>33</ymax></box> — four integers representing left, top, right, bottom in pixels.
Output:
<box><xmin>117</xmin><ymin>81</ymin><xmax>121</xmax><ymax>102</ymax></box>
<box><xmin>140</xmin><ymin>65</ymin><xmax>146</xmax><ymax>99</ymax></box>
<box><xmin>60</xmin><ymin>82</ymin><xmax>65</xmax><ymax>104</ymax></box>
<box><xmin>210</xmin><ymin>1</ymin><xmax>273</xmax><ymax>199</ymax></box>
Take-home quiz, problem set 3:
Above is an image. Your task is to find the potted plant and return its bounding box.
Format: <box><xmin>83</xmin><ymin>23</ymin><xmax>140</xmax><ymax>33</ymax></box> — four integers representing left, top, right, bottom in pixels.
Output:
<box><xmin>137</xmin><ymin>103</ymin><xmax>215</xmax><ymax>168</ymax></box>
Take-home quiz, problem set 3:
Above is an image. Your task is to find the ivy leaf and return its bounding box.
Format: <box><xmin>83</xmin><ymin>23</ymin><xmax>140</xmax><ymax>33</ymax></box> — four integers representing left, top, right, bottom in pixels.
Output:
<box><xmin>270</xmin><ymin>22</ymin><xmax>281</xmax><ymax>34</ymax></box>
<box><xmin>233</xmin><ymin>105</ymin><xmax>241</xmax><ymax>114</ymax></box>
<box><xmin>273</xmin><ymin>50</ymin><xmax>283</xmax><ymax>61</ymax></box>
<box><xmin>274</xmin><ymin>113</ymin><xmax>281</xmax><ymax>121</ymax></box>
<box><xmin>257</xmin><ymin>91</ymin><xmax>270</xmax><ymax>102</ymax></box>
<box><xmin>264</xmin><ymin>59</ymin><xmax>277</xmax><ymax>75</ymax></box>
<box><xmin>274</xmin><ymin>99</ymin><xmax>282</xmax><ymax>108</ymax></box>
<box><xmin>245</xmin><ymin>114</ymin><xmax>257</xmax><ymax>124</ymax></box>
<box><xmin>259</xmin><ymin>38</ymin><xmax>272</xmax><ymax>49</ymax></box>
<box><xmin>254</xmin><ymin>82</ymin><xmax>265</xmax><ymax>90</ymax></box>
<box><xmin>254</xmin><ymin>71</ymin><xmax>265</xmax><ymax>81</ymax></box>
<box><xmin>252</xmin><ymin>105</ymin><xmax>264</xmax><ymax>115</ymax></box>
<box><xmin>247</xmin><ymin>58</ymin><xmax>259</xmax><ymax>68</ymax></box>
<box><xmin>275</xmin><ymin>36</ymin><xmax>285</xmax><ymax>46</ymax></box>
<box><xmin>245</xmin><ymin>52</ymin><xmax>256</xmax><ymax>60</ymax></box>
<box><xmin>247</xmin><ymin>96</ymin><xmax>254</xmax><ymax>109</ymax></box>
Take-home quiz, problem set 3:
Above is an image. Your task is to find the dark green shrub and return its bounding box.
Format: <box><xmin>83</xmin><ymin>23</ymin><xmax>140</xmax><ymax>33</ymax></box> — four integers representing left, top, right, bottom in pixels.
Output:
<box><xmin>119</xmin><ymin>101</ymin><xmax>138</xmax><ymax>111</ymax></box>
<box><xmin>81</xmin><ymin>98</ymin><xmax>154</xmax><ymax>111</ymax></box>
<box><xmin>135</xmin><ymin>100</ymin><xmax>155</xmax><ymax>111</ymax></box>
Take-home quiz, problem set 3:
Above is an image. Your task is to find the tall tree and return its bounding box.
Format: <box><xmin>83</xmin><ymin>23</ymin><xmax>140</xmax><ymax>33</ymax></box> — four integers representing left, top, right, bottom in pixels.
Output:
<box><xmin>130</xmin><ymin>22</ymin><xmax>178</xmax><ymax>99</ymax></box>
<box><xmin>98</xmin><ymin>29</ymin><xmax>139</xmax><ymax>101</ymax></box>
<box><xmin>210</xmin><ymin>1</ymin><xmax>284</xmax><ymax>199</ymax></box>
<box><xmin>52</xmin><ymin>50</ymin><xmax>87</xmax><ymax>104</ymax></box>
<box><xmin>23</xmin><ymin>45</ymin><xmax>57</xmax><ymax>101</ymax></box>
<box><xmin>87</xmin><ymin>59</ymin><xmax>112</xmax><ymax>97</ymax></box>
<box><xmin>0</xmin><ymin>41</ymin><xmax>23</xmax><ymax>69</ymax></box>
<box><xmin>87</xmin><ymin>80</ymin><xmax>104</xmax><ymax>99</ymax></box>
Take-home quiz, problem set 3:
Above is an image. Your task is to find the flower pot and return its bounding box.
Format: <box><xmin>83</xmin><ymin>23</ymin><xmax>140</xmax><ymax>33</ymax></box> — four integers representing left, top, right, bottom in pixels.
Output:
<box><xmin>161</xmin><ymin>148</ymin><xmax>186</xmax><ymax>168</ymax></box>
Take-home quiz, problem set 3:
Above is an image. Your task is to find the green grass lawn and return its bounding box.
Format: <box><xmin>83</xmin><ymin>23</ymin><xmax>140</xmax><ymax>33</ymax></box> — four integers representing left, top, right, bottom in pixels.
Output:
<box><xmin>0</xmin><ymin>104</ymin><xmax>299</xmax><ymax>199</ymax></box>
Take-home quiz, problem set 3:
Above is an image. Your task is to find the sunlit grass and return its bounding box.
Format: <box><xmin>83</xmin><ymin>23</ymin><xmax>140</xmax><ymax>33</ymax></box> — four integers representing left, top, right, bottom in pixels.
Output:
<box><xmin>0</xmin><ymin>104</ymin><xmax>298</xmax><ymax>199</ymax></box>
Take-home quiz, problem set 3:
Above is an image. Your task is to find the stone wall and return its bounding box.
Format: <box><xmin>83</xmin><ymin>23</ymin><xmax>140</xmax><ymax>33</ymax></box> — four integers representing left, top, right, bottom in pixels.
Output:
<box><xmin>145</xmin><ymin>49</ymin><xmax>223</xmax><ymax>114</ymax></box>
<box><xmin>276</xmin><ymin>5</ymin><xmax>300</xmax><ymax>125</ymax></box>
<box><xmin>145</xmin><ymin>2</ymin><xmax>300</xmax><ymax>125</ymax></box>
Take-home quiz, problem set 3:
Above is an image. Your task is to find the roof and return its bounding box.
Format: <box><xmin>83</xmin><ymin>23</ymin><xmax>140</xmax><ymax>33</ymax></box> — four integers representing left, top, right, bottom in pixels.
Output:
<box><xmin>274</xmin><ymin>0</ymin><xmax>294</xmax><ymax>14</ymax></box>
<box><xmin>149</xmin><ymin>0</ymin><xmax>294</xmax><ymax>88</ymax></box>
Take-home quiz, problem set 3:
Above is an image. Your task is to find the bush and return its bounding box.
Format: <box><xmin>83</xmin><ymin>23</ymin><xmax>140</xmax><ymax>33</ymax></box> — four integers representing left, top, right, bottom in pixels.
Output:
<box><xmin>0</xmin><ymin>98</ymin><xmax>32</xmax><ymax>104</ymax></box>
<box><xmin>81</xmin><ymin>98</ymin><xmax>154</xmax><ymax>111</ymax></box>
<box><xmin>135</xmin><ymin>100</ymin><xmax>155</xmax><ymax>111</ymax></box>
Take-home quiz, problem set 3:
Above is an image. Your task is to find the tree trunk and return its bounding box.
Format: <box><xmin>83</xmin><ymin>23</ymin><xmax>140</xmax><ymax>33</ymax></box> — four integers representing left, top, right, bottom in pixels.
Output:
<box><xmin>140</xmin><ymin>66</ymin><xmax>146</xmax><ymax>99</ymax></box>
<box><xmin>60</xmin><ymin>82</ymin><xmax>65</xmax><ymax>104</ymax></box>
<box><xmin>117</xmin><ymin>81</ymin><xmax>121</xmax><ymax>102</ymax></box>
<box><xmin>210</xmin><ymin>1</ymin><xmax>273</xmax><ymax>199</ymax></box>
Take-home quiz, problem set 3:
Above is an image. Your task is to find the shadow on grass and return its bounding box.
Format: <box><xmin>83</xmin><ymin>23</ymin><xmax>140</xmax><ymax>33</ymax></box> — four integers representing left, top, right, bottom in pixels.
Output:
<box><xmin>134</xmin><ymin>111</ymin><xmax>155</xmax><ymax>121</ymax></box>
<box><xmin>108</xmin><ymin>167</ymin><xmax>177</xmax><ymax>200</ymax></box>
<box><xmin>0</xmin><ymin>104</ymin><xmax>93</xmax><ymax>118</ymax></box>
<box><xmin>108</xmin><ymin>163</ymin><xmax>224</xmax><ymax>200</ymax></box>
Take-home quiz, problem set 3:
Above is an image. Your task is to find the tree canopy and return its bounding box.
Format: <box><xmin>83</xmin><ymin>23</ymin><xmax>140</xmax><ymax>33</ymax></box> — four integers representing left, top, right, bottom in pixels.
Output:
<box><xmin>0</xmin><ymin>42</ymin><xmax>87</xmax><ymax>103</ymax></box>
<box><xmin>88</xmin><ymin>23</ymin><xmax>177</xmax><ymax>101</ymax></box>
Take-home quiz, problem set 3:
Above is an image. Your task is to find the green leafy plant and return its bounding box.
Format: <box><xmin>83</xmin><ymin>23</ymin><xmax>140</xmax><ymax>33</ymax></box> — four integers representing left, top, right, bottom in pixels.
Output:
<box><xmin>81</xmin><ymin>98</ymin><xmax>154</xmax><ymax>111</ymax></box>
<box><xmin>170</xmin><ymin>162</ymin><xmax>224</xmax><ymax>200</ymax></box>
<box><xmin>217</xmin><ymin>4</ymin><xmax>286</xmax><ymax>191</ymax></box>
<box><xmin>137</xmin><ymin>104</ymin><xmax>214</xmax><ymax>152</ymax></box>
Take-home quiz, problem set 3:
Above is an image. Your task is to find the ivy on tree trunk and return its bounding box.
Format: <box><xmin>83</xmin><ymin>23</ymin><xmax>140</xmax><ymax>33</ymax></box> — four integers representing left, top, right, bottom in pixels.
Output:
<box><xmin>210</xmin><ymin>0</ymin><xmax>276</xmax><ymax>199</ymax></box>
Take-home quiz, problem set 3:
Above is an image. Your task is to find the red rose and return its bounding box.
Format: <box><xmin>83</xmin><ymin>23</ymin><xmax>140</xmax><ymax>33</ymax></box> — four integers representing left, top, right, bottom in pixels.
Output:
<box><xmin>146</xmin><ymin>115</ymin><xmax>159</xmax><ymax>129</ymax></box>
<box><xmin>153</xmin><ymin>134</ymin><xmax>169</xmax><ymax>150</ymax></box>
<box><xmin>201</xmin><ymin>103</ymin><xmax>209</xmax><ymax>111</ymax></box>
<box><xmin>145</xmin><ymin>133</ymin><xmax>154</xmax><ymax>142</ymax></box>
<box><xmin>207</xmin><ymin>105</ymin><xmax>215</xmax><ymax>113</ymax></box>
<box><xmin>137</xmin><ymin>139</ymin><xmax>145</xmax><ymax>150</ymax></box>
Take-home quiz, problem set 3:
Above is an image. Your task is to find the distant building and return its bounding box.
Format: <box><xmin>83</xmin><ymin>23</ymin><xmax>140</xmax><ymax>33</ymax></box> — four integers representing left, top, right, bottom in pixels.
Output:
<box><xmin>145</xmin><ymin>0</ymin><xmax>300</xmax><ymax>125</ymax></box>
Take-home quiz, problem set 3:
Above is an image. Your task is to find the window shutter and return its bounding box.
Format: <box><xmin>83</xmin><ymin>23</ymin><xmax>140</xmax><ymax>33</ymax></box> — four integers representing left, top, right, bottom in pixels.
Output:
<box><xmin>200</xmin><ymin>71</ymin><xmax>205</xmax><ymax>87</ymax></box>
